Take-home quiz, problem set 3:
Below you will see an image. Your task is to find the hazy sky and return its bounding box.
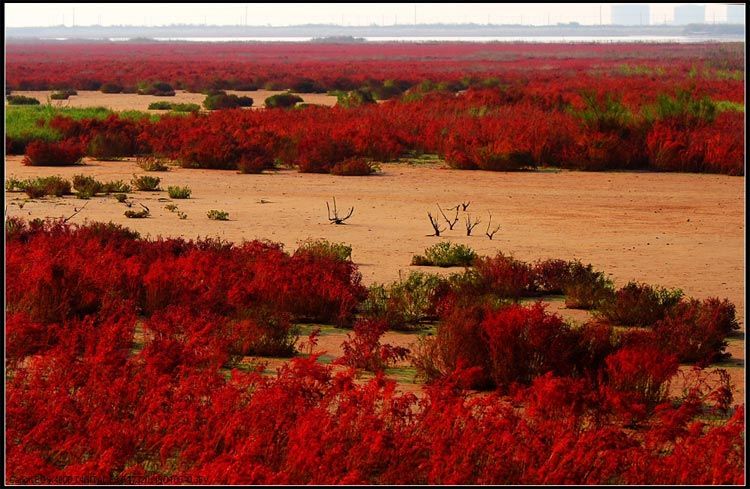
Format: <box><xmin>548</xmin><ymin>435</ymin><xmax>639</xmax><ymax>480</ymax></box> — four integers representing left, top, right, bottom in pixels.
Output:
<box><xmin>4</xmin><ymin>3</ymin><xmax>736</xmax><ymax>27</ymax></box>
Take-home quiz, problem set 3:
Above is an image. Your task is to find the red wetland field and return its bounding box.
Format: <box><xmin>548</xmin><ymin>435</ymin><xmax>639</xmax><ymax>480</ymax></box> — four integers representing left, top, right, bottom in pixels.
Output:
<box><xmin>4</xmin><ymin>40</ymin><xmax>746</xmax><ymax>485</ymax></box>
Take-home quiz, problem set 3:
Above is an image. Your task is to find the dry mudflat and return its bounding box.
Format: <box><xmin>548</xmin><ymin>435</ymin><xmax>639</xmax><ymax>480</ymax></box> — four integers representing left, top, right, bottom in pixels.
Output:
<box><xmin>11</xmin><ymin>89</ymin><xmax>338</xmax><ymax>111</ymax></box>
<box><xmin>5</xmin><ymin>155</ymin><xmax>744</xmax><ymax>400</ymax></box>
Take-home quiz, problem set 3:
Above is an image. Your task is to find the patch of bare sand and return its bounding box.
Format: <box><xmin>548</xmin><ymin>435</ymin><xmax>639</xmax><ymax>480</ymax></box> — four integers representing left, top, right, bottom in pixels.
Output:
<box><xmin>6</xmin><ymin>157</ymin><xmax>744</xmax><ymax>400</ymax></box>
<box><xmin>10</xmin><ymin>89</ymin><xmax>337</xmax><ymax>111</ymax></box>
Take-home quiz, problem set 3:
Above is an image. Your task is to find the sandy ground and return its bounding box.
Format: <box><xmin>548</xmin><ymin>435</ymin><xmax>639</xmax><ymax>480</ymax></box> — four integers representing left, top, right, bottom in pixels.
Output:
<box><xmin>11</xmin><ymin>89</ymin><xmax>338</xmax><ymax>111</ymax></box>
<box><xmin>5</xmin><ymin>157</ymin><xmax>745</xmax><ymax>400</ymax></box>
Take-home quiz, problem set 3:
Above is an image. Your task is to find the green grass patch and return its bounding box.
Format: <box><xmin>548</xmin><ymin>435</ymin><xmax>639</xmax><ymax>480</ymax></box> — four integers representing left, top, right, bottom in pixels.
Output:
<box><xmin>296</xmin><ymin>323</ymin><xmax>349</xmax><ymax>337</ymax></box>
<box><xmin>616</xmin><ymin>64</ymin><xmax>666</xmax><ymax>77</ymax></box>
<box><xmin>6</xmin><ymin>105</ymin><xmax>159</xmax><ymax>154</ymax></box>
<box><xmin>716</xmin><ymin>100</ymin><xmax>745</xmax><ymax>113</ymax></box>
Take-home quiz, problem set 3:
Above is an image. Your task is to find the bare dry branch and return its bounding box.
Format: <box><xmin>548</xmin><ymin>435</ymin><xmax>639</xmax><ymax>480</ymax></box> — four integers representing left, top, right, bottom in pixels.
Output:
<box><xmin>427</xmin><ymin>212</ymin><xmax>445</xmax><ymax>237</ymax></box>
<box><xmin>63</xmin><ymin>201</ymin><xmax>89</xmax><ymax>223</ymax></box>
<box><xmin>486</xmin><ymin>211</ymin><xmax>501</xmax><ymax>240</ymax></box>
<box><xmin>327</xmin><ymin>196</ymin><xmax>354</xmax><ymax>224</ymax></box>
<box><xmin>437</xmin><ymin>203</ymin><xmax>459</xmax><ymax>230</ymax></box>
<box><xmin>465</xmin><ymin>214</ymin><xmax>481</xmax><ymax>236</ymax></box>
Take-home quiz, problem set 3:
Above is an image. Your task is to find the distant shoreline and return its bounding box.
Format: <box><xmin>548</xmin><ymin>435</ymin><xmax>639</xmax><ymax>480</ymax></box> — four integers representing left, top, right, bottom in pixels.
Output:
<box><xmin>7</xmin><ymin>36</ymin><xmax>743</xmax><ymax>44</ymax></box>
<box><xmin>5</xmin><ymin>22</ymin><xmax>745</xmax><ymax>43</ymax></box>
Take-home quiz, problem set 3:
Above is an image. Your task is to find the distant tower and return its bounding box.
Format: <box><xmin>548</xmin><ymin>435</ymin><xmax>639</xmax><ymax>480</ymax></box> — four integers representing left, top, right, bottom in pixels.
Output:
<box><xmin>673</xmin><ymin>4</ymin><xmax>706</xmax><ymax>25</ymax></box>
<box><xmin>611</xmin><ymin>4</ymin><xmax>650</xmax><ymax>25</ymax></box>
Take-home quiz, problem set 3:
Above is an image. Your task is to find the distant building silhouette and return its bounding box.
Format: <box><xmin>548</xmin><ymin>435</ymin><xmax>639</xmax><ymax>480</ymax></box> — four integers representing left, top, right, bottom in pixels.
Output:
<box><xmin>611</xmin><ymin>4</ymin><xmax>650</xmax><ymax>26</ymax></box>
<box><xmin>726</xmin><ymin>4</ymin><xmax>746</xmax><ymax>24</ymax></box>
<box><xmin>674</xmin><ymin>4</ymin><xmax>705</xmax><ymax>25</ymax></box>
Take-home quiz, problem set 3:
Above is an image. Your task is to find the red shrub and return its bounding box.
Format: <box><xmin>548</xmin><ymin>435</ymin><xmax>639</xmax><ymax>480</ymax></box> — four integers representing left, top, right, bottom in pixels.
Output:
<box><xmin>481</xmin><ymin>303</ymin><xmax>581</xmax><ymax>389</ymax></box>
<box><xmin>604</xmin><ymin>346</ymin><xmax>679</xmax><ymax>411</ymax></box>
<box><xmin>469</xmin><ymin>252</ymin><xmax>534</xmax><ymax>299</ymax></box>
<box><xmin>335</xmin><ymin>319</ymin><xmax>410</xmax><ymax>372</ymax></box>
<box><xmin>531</xmin><ymin>258</ymin><xmax>572</xmax><ymax>295</ymax></box>
<box><xmin>653</xmin><ymin>297</ymin><xmax>739</xmax><ymax>364</ymax></box>
<box><xmin>22</xmin><ymin>139</ymin><xmax>85</xmax><ymax>166</ymax></box>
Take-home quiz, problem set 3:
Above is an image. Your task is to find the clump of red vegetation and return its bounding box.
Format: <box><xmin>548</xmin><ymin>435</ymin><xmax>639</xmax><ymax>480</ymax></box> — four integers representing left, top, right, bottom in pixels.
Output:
<box><xmin>22</xmin><ymin>139</ymin><xmax>85</xmax><ymax>166</ymax></box>
<box><xmin>7</xmin><ymin>43</ymin><xmax>744</xmax><ymax>175</ymax></box>
<box><xmin>5</xmin><ymin>218</ymin><xmax>745</xmax><ymax>485</ymax></box>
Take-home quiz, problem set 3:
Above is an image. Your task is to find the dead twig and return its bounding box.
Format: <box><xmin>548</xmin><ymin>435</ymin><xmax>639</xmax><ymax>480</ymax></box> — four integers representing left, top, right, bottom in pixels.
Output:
<box><xmin>327</xmin><ymin>197</ymin><xmax>354</xmax><ymax>224</ymax></box>
<box><xmin>63</xmin><ymin>201</ymin><xmax>89</xmax><ymax>223</ymax></box>
<box><xmin>465</xmin><ymin>214</ymin><xmax>481</xmax><ymax>236</ymax></box>
<box><xmin>485</xmin><ymin>211</ymin><xmax>501</xmax><ymax>240</ymax></box>
<box><xmin>437</xmin><ymin>203</ymin><xmax>459</xmax><ymax>230</ymax></box>
<box><xmin>427</xmin><ymin>212</ymin><xmax>445</xmax><ymax>237</ymax></box>
<box><xmin>447</xmin><ymin>201</ymin><xmax>471</xmax><ymax>212</ymax></box>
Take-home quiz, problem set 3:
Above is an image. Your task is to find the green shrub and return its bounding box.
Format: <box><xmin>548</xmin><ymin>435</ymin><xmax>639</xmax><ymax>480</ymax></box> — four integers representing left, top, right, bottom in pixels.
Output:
<box><xmin>131</xmin><ymin>174</ymin><xmax>161</xmax><ymax>191</ymax></box>
<box><xmin>360</xmin><ymin>271</ymin><xmax>449</xmax><ymax>330</ymax></box>
<box><xmin>371</xmin><ymin>79</ymin><xmax>408</xmax><ymax>100</ymax></box>
<box><xmin>124</xmin><ymin>208</ymin><xmax>149</xmax><ymax>218</ymax></box>
<box><xmin>264</xmin><ymin>93</ymin><xmax>303</xmax><ymax>109</ymax></box>
<box><xmin>100</xmin><ymin>83</ymin><xmax>123</xmax><ymax>94</ymax></box>
<box><xmin>596</xmin><ymin>282</ymin><xmax>683</xmax><ymax>327</ymax></box>
<box><xmin>167</xmin><ymin>185</ymin><xmax>191</xmax><ymax>199</ymax></box>
<box><xmin>18</xmin><ymin>176</ymin><xmax>72</xmax><ymax>198</ymax></box>
<box><xmin>642</xmin><ymin>90</ymin><xmax>718</xmax><ymax>125</ymax></box>
<box><xmin>50</xmin><ymin>89</ymin><xmax>77</xmax><ymax>100</ymax></box>
<box><xmin>72</xmin><ymin>174</ymin><xmax>103</xmax><ymax>196</ymax></box>
<box><xmin>101</xmin><ymin>180</ymin><xmax>132</xmax><ymax>194</ymax></box>
<box><xmin>135</xmin><ymin>155</ymin><xmax>170</xmax><ymax>171</ymax></box>
<box><xmin>137</xmin><ymin>81</ymin><xmax>175</xmax><ymax>96</ymax></box>
<box><xmin>336</xmin><ymin>88</ymin><xmax>376</xmax><ymax>108</ymax></box>
<box><xmin>563</xmin><ymin>261</ymin><xmax>615</xmax><ymax>310</ymax></box>
<box><xmin>575</xmin><ymin>91</ymin><xmax>633</xmax><ymax>132</ymax></box>
<box><xmin>114</xmin><ymin>193</ymin><xmax>128</xmax><ymax>203</ymax></box>
<box><xmin>7</xmin><ymin>95</ymin><xmax>40</xmax><ymax>105</ymax></box>
<box><xmin>170</xmin><ymin>103</ymin><xmax>201</xmax><ymax>112</ymax></box>
<box><xmin>148</xmin><ymin>101</ymin><xmax>173</xmax><ymax>110</ymax></box>
<box><xmin>33</xmin><ymin>176</ymin><xmax>72</xmax><ymax>197</ymax></box>
<box><xmin>148</xmin><ymin>101</ymin><xmax>200</xmax><ymax>112</ymax></box>
<box><xmin>294</xmin><ymin>238</ymin><xmax>352</xmax><ymax>262</ymax></box>
<box><xmin>411</xmin><ymin>241</ymin><xmax>477</xmax><ymax>267</ymax></box>
<box><xmin>23</xmin><ymin>184</ymin><xmax>48</xmax><ymax>198</ymax></box>
<box><xmin>203</xmin><ymin>93</ymin><xmax>253</xmax><ymax>110</ymax></box>
<box><xmin>71</xmin><ymin>175</ymin><xmax>131</xmax><ymax>196</ymax></box>
<box><xmin>207</xmin><ymin>209</ymin><xmax>229</xmax><ymax>220</ymax></box>
<box><xmin>5</xmin><ymin>175</ymin><xmax>26</xmax><ymax>192</ymax></box>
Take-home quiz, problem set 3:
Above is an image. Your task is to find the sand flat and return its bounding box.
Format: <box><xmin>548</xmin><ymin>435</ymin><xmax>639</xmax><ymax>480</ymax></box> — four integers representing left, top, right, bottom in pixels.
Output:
<box><xmin>10</xmin><ymin>89</ymin><xmax>338</xmax><ymax>111</ymax></box>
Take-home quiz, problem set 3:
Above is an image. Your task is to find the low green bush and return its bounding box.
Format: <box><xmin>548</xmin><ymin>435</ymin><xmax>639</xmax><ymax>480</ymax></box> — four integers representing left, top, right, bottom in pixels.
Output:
<box><xmin>203</xmin><ymin>93</ymin><xmax>253</xmax><ymax>110</ymax></box>
<box><xmin>135</xmin><ymin>155</ymin><xmax>170</xmax><ymax>171</ymax></box>
<box><xmin>563</xmin><ymin>261</ymin><xmax>615</xmax><ymax>310</ymax></box>
<box><xmin>7</xmin><ymin>95</ymin><xmax>40</xmax><ymax>105</ymax></box>
<box><xmin>411</xmin><ymin>241</ymin><xmax>477</xmax><ymax>267</ymax></box>
<box><xmin>50</xmin><ymin>89</ymin><xmax>78</xmax><ymax>100</ymax></box>
<box><xmin>131</xmin><ymin>174</ymin><xmax>161</xmax><ymax>191</ymax></box>
<box><xmin>207</xmin><ymin>209</ymin><xmax>229</xmax><ymax>220</ymax></box>
<box><xmin>360</xmin><ymin>271</ymin><xmax>449</xmax><ymax>330</ymax></box>
<box><xmin>264</xmin><ymin>93</ymin><xmax>303</xmax><ymax>109</ymax></box>
<box><xmin>167</xmin><ymin>185</ymin><xmax>191</xmax><ymax>199</ymax></box>
<box><xmin>73</xmin><ymin>174</ymin><xmax>103</xmax><ymax>196</ymax></box>
<box><xmin>294</xmin><ymin>238</ymin><xmax>352</xmax><ymax>262</ymax></box>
